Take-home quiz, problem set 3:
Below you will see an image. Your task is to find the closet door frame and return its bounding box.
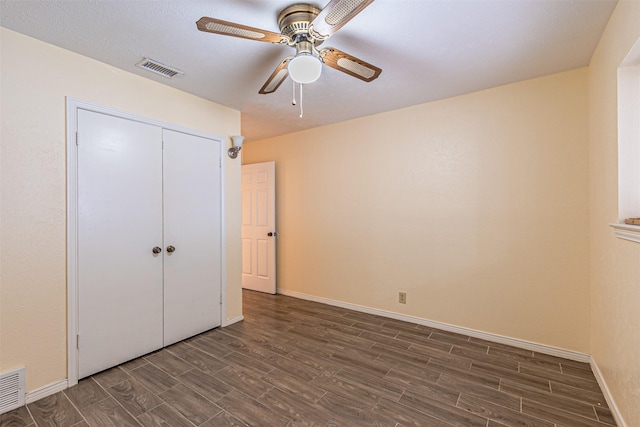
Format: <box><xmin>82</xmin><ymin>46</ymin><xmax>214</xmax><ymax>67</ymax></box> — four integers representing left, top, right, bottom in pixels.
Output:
<box><xmin>66</xmin><ymin>98</ymin><xmax>228</xmax><ymax>387</ymax></box>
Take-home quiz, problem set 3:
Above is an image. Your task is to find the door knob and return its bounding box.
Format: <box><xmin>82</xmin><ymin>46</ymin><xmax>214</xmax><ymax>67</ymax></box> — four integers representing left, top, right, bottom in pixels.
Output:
<box><xmin>268</xmin><ymin>232</ymin><xmax>277</xmax><ymax>237</ymax></box>
<box><xmin>166</xmin><ymin>245</ymin><xmax>176</xmax><ymax>253</ymax></box>
<box><xmin>152</xmin><ymin>246</ymin><xmax>162</xmax><ymax>254</ymax></box>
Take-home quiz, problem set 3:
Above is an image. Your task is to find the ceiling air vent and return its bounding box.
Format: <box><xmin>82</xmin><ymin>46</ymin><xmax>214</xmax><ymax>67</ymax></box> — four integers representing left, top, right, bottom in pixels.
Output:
<box><xmin>135</xmin><ymin>58</ymin><xmax>183</xmax><ymax>79</ymax></box>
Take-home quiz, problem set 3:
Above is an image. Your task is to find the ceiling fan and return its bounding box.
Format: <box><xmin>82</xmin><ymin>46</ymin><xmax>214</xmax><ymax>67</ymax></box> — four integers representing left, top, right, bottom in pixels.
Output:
<box><xmin>196</xmin><ymin>0</ymin><xmax>382</xmax><ymax>95</ymax></box>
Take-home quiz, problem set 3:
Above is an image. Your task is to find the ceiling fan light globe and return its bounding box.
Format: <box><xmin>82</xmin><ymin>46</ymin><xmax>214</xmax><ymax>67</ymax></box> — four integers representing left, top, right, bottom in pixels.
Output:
<box><xmin>288</xmin><ymin>55</ymin><xmax>322</xmax><ymax>84</ymax></box>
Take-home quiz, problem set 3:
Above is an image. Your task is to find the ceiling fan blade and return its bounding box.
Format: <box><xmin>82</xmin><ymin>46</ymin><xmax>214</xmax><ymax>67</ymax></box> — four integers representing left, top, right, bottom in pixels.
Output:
<box><xmin>259</xmin><ymin>57</ymin><xmax>294</xmax><ymax>94</ymax></box>
<box><xmin>196</xmin><ymin>17</ymin><xmax>289</xmax><ymax>44</ymax></box>
<box><xmin>310</xmin><ymin>0</ymin><xmax>374</xmax><ymax>39</ymax></box>
<box><xmin>319</xmin><ymin>47</ymin><xmax>381</xmax><ymax>82</ymax></box>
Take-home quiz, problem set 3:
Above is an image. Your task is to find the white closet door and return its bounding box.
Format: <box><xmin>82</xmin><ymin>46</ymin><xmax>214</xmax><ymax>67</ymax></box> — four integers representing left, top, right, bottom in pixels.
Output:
<box><xmin>162</xmin><ymin>129</ymin><xmax>221</xmax><ymax>346</ymax></box>
<box><xmin>77</xmin><ymin>109</ymin><xmax>164</xmax><ymax>378</ymax></box>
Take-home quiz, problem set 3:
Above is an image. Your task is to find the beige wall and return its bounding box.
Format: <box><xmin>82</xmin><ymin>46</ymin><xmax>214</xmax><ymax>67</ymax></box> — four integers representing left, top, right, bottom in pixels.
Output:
<box><xmin>0</xmin><ymin>28</ymin><xmax>242</xmax><ymax>393</ymax></box>
<box><xmin>244</xmin><ymin>68</ymin><xmax>590</xmax><ymax>353</ymax></box>
<box><xmin>588</xmin><ymin>1</ymin><xmax>640</xmax><ymax>425</ymax></box>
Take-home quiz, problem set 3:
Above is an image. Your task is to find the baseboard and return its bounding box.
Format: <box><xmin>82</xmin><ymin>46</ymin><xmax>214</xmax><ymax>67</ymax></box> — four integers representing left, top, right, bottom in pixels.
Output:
<box><xmin>25</xmin><ymin>379</ymin><xmax>68</xmax><ymax>404</ymax></box>
<box><xmin>222</xmin><ymin>315</ymin><xmax>244</xmax><ymax>327</ymax></box>
<box><xmin>590</xmin><ymin>356</ymin><xmax>627</xmax><ymax>427</ymax></box>
<box><xmin>277</xmin><ymin>289</ymin><xmax>590</xmax><ymax>363</ymax></box>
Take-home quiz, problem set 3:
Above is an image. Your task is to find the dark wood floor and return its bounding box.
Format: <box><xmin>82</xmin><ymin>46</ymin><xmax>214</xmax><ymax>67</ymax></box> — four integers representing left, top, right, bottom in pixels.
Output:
<box><xmin>1</xmin><ymin>290</ymin><xmax>616</xmax><ymax>427</ymax></box>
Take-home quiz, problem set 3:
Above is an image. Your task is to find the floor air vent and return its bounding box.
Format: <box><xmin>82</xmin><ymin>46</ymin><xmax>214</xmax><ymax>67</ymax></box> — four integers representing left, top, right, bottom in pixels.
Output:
<box><xmin>135</xmin><ymin>58</ymin><xmax>184</xmax><ymax>79</ymax></box>
<box><xmin>0</xmin><ymin>367</ymin><xmax>25</xmax><ymax>414</ymax></box>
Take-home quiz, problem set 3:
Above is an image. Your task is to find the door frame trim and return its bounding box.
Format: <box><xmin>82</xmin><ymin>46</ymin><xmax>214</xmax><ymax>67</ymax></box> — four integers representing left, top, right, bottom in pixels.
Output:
<box><xmin>66</xmin><ymin>98</ymin><xmax>227</xmax><ymax>386</ymax></box>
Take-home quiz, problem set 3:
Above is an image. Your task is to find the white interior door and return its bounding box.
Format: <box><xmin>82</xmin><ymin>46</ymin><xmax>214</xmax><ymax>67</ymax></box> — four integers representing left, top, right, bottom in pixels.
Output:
<box><xmin>163</xmin><ymin>130</ymin><xmax>222</xmax><ymax>345</ymax></box>
<box><xmin>77</xmin><ymin>109</ymin><xmax>164</xmax><ymax>378</ymax></box>
<box><xmin>241</xmin><ymin>162</ymin><xmax>276</xmax><ymax>294</ymax></box>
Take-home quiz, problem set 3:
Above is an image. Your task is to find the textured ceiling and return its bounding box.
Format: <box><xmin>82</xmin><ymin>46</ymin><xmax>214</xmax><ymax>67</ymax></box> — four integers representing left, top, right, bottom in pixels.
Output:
<box><xmin>0</xmin><ymin>0</ymin><xmax>617</xmax><ymax>142</ymax></box>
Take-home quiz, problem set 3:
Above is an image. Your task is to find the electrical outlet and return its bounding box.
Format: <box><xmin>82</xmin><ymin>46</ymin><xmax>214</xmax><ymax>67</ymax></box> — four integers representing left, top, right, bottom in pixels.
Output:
<box><xmin>399</xmin><ymin>292</ymin><xmax>407</xmax><ymax>304</ymax></box>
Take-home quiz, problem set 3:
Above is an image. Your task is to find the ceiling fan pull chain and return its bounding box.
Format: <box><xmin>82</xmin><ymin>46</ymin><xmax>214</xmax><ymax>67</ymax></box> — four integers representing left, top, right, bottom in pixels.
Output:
<box><xmin>292</xmin><ymin>79</ymin><xmax>297</xmax><ymax>105</ymax></box>
<box><xmin>299</xmin><ymin>83</ymin><xmax>304</xmax><ymax>118</ymax></box>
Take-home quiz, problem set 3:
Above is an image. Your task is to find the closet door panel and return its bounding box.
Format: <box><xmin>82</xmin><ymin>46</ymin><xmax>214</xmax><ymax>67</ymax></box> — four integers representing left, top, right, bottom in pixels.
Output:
<box><xmin>162</xmin><ymin>130</ymin><xmax>222</xmax><ymax>346</ymax></box>
<box><xmin>77</xmin><ymin>110</ymin><xmax>164</xmax><ymax>378</ymax></box>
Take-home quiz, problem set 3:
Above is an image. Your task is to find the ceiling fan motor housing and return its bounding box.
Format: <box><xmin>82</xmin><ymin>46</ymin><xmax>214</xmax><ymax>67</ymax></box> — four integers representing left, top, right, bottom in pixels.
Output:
<box><xmin>278</xmin><ymin>4</ymin><xmax>322</xmax><ymax>41</ymax></box>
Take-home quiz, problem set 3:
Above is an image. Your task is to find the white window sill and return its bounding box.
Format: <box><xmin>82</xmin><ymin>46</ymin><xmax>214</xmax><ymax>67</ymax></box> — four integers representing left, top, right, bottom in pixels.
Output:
<box><xmin>610</xmin><ymin>223</ymin><xmax>640</xmax><ymax>243</ymax></box>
